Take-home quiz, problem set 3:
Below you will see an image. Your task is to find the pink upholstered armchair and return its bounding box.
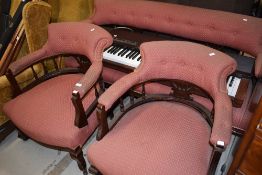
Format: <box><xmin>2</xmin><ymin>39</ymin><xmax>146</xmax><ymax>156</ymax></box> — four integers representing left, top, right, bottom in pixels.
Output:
<box><xmin>87</xmin><ymin>41</ymin><xmax>236</xmax><ymax>175</ymax></box>
<box><xmin>3</xmin><ymin>22</ymin><xmax>112</xmax><ymax>174</ymax></box>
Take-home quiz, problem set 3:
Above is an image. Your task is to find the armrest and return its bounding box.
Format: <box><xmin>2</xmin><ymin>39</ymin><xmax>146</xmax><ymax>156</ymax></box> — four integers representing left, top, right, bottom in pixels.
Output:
<box><xmin>8</xmin><ymin>47</ymin><xmax>48</xmax><ymax>75</ymax></box>
<box><xmin>98</xmin><ymin>72</ymin><xmax>140</xmax><ymax>111</ymax></box>
<box><xmin>210</xmin><ymin>94</ymin><xmax>232</xmax><ymax>148</ymax></box>
<box><xmin>73</xmin><ymin>61</ymin><xmax>102</xmax><ymax>99</ymax></box>
<box><xmin>9</xmin><ymin>22</ymin><xmax>113</xmax><ymax>76</ymax></box>
<box><xmin>255</xmin><ymin>53</ymin><xmax>262</xmax><ymax>78</ymax></box>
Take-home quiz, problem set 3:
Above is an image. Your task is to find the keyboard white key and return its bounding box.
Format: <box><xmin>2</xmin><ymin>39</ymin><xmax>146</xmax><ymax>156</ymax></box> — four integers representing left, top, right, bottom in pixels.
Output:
<box><xmin>103</xmin><ymin>45</ymin><xmax>141</xmax><ymax>68</ymax></box>
<box><xmin>227</xmin><ymin>76</ymin><xmax>241</xmax><ymax>97</ymax></box>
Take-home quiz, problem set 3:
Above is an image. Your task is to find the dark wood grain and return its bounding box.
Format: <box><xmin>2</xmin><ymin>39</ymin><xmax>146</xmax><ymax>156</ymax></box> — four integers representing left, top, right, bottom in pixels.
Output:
<box><xmin>237</xmin><ymin>125</ymin><xmax>262</xmax><ymax>175</ymax></box>
<box><xmin>231</xmin><ymin>78</ymin><xmax>250</xmax><ymax>108</ymax></box>
<box><xmin>228</xmin><ymin>82</ymin><xmax>262</xmax><ymax>175</ymax></box>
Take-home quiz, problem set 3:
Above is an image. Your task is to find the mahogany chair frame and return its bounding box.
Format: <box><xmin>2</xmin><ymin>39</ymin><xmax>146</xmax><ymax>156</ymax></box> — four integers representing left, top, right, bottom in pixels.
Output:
<box><xmin>5</xmin><ymin>54</ymin><xmax>105</xmax><ymax>175</ymax></box>
<box><xmin>89</xmin><ymin>78</ymin><xmax>225</xmax><ymax>175</ymax></box>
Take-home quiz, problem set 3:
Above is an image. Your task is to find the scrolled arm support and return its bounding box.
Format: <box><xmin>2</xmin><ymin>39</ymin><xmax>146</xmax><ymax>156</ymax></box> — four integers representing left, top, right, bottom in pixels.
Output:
<box><xmin>96</xmin><ymin>104</ymin><xmax>109</xmax><ymax>140</ymax></box>
<box><xmin>71</xmin><ymin>91</ymin><xmax>88</xmax><ymax>128</ymax></box>
<box><xmin>8</xmin><ymin>47</ymin><xmax>49</xmax><ymax>76</ymax></box>
<box><xmin>73</xmin><ymin>61</ymin><xmax>103</xmax><ymax>99</ymax></box>
<box><xmin>210</xmin><ymin>94</ymin><xmax>233</xmax><ymax>148</ymax></box>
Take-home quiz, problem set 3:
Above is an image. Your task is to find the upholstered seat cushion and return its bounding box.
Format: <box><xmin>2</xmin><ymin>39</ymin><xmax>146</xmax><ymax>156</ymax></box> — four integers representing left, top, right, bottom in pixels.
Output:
<box><xmin>3</xmin><ymin>74</ymin><xmax>98</xmax><ymax>149</ymax></box>
<box><xmin>88</xmin><ymin>101</ymin><xmax>212</xmax><ymax>175</ymax></box>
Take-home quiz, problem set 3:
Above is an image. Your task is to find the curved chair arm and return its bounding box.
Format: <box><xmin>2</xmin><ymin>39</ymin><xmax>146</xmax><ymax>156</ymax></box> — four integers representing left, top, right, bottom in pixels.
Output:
<box><xmin>73</xmin><ymin>61</ymin><xmax>103</xmax><ymax>99</ymax></box>
<box><xmin>98</xmin><ymin>72</ymin><xmax>140</xmax><ymax>111</ymax></box>
<box><xmin>210</xmin><ymin>94</ymin><xmax>232</xmax><ymax>148</ymax></box>
<box><xmin>255</xmin><ymin>53</ymin><xmax>262</xmax><ymax>78</ymax></box>
<box><xmin>8</xmin><ymin>47</ymin><xmax>48</xmax><ymax>75</ymax></box>
<box><xmin>8</xmin><ymin>22</ymin><xmax>113</xmax><ymax>76</ymax></box>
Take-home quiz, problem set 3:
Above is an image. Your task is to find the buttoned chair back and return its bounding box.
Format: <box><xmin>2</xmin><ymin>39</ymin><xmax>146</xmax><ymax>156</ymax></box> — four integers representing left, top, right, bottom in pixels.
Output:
<box><xmin>3</xmin><ymin>22</ymin><xmax>112</xmax><ymax>175</ymax></box>
<box><xmin>87</xmin><ymin>41</ymin><xmax>236</xmax><ymax>175</ymax></box>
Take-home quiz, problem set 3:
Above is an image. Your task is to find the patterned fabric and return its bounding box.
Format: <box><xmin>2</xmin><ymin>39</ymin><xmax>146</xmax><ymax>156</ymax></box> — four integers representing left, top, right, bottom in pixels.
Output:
<box><xmin>102</xmin><ymin>66</ymin><xmax>127</xmax><ymax>84</ymax></box>
<box><xmin>3</xmin><ymin>74</ymin><xmax>97</xmax><ymax>149</ymax></box>
<box><xmin>91</xmin><ymin>0</ymin><xmax>262</xmax><ymax>56</ymax></box>
<box><xmin>88</xmin><ymin>102</ymin><xmax>212</xmax><ymax>175</ymax></box>
<box><xmin>90</xmin><ymin>0</ymin><xmax>262</xmax><ymax>77</ymax></box>
<box><xmin>0</xmin><ymin>63</ymin><xmax>42</xmax><ymax>126</ymax></box>
<box><xmin>98</xmin><ymin>41</ymin><xmax>236</xmax><ymax>146</ymax></box>
<box><xmin>9</xmin><ymin>22</ymin><xmax>113</xmax><ymax>75</ymax></box>
<box><xmin>3</xmin><ymin>22</ymin><xmax>113</xmax><ymax>149</ymax></box>
<box><xmin>73</xmin><ymin>61</ymin><xmax>103</xmax><ymax>98</ymax></box>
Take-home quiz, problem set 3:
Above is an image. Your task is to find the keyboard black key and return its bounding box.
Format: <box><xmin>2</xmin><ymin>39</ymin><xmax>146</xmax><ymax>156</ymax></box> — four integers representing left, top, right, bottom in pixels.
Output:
<box><xmin>121</xmin><ymin>49</ymin><xmax>131</xmax><ymax>57</ymax></box>
<box><xmin>126</xmin><ymin>50</ymin><xmax>136</xmax><ymax>58</ymax></box>
<box><xmin>125</xmin><ymin>50</ymin><xmax>134</xmax><ymax>58</ymax></box>
<box><xmin>107</xmin><ymin>46</ymin><xmax>116</xmax><ymax>53</ymax></box>
<box><xmin>109</xmin><ymin>46</ymin><xmax>119</xmax><ymax>54</ymax></box>
<box><xmin>229</xmin><ymin>76</ymin><xmax>235</xmax><ymax>87</ymax></box>
<box><xmin>112</xmin><ymin>47</ymin><xmax>122</xmax><ymax>54</ymax></box>
<box><xmin>105</xmin><ymin>46</ymin><xmax>112</xmax><ymax>52</ymax></box>
<box><xmin>118</xmin><ymin>47</ymin><xmax>127</xmax><ymax>56</ymax></box>
<box><xmin>129</xmin><ymin>51</ymin><xmax>138</xmax><ymax>59</ymax></box>
<box><xmin>132</xmin><ymin>52</ymin><xmax>140</xmax><ymax>60</ymax></box>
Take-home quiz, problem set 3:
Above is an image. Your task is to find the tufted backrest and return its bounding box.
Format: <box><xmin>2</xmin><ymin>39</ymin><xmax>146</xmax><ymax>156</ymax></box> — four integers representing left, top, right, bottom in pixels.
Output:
<box><xmin>137</xmin><ymin>41</ymin><xmax>236</xmax><ymax>98</ymax></box>
<box><xmin>44</xmin><ymin>22</ymin><xmax>112</xmax><ymax>62</ymax></box>
<box><xmin>98</xmin><ymin>41</ymin><xmax>237</xmax><ymax>110</ymax></box>
<box><xmin>97</xmin><ymin>41</ymin><xmax>236</xmax><ymax>146</ymax></box>
<box><xmin>90</xmin><ymin>0</ymin><xmax>262</xmax><ymax>58</ymax></box>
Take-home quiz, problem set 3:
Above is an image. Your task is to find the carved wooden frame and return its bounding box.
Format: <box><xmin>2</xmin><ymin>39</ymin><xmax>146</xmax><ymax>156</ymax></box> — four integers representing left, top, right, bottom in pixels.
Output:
<box><xmin>5</xmin><ymin>54</ymin><xmax>104</xmax><ymax>175</ymax></box>
<box><xmin>90</xmin><ymin>79</ymin><xmax>224</xmax><ymax>175</ymax></box>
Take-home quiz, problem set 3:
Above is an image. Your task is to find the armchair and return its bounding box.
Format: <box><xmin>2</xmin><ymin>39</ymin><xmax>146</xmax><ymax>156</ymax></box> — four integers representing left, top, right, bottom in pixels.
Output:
<box><xmin>3</xmin><ymin>22</ymin><xmax>112</xmax><ymax>174</ymax></box>
<box><xmin>87</xmin><ymin>41</ymin><xmax>236</xmax><ymax>174</ymax></box>
<box><xmin>0</xmin><ymin>0</ymin><xmax>51</xmax><ymax>142</ymax></box>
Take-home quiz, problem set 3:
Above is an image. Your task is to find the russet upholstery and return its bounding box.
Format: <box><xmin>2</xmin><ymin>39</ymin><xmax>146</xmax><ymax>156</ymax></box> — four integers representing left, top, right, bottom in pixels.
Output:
<box><xmin>99</xmin><ymin>41</ymin><xmax>236</xmax><ymax>146</ymax></box>
<box><xmin>89</xmin><ymin>102</ymin><xmax>213</xmax><ymax>175</ymax></box>
<box><xmin>87</xmin><ymin>0</ymin><xmax>262</xmax><ymax>132</ymax></box>
<box><xmin>4</xmin><ymin>74</ymin><xmax>98</xmax><ymax>148</ymax></box>
<box><xmin>3</xmin><ymin>22</ymin><xmax>112</xmax><ymax>173</ymax></box>
<box><xmin>87</xmin><ymin>41</ymin><xmax>236</xmax><ymax>174</ymax></box>
<box><xmin>4</xmin><ymin>22</ymin><xmax>112</xmax><ymax>143</ymax></box>
<box><xmin>90</xmin><ymin>0</ymin><xmax>262</xmax><ymax>77</ymax></box>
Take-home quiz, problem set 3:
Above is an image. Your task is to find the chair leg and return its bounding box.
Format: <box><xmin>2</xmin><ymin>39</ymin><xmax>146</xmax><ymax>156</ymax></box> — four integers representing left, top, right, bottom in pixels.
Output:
<box><xmin>70</xmin><ymin>146</ymin><xmax>87</xmax><ymax>175</ymax></box>
<box><xmin>89</xmin><ymin>165</ymin><xmax>102</xmax><ymax>175</ymax></box>
<box><xmin>18</xmin><ymin>130</ymin><xmax>29</xmax><ymax>141</ymax></box>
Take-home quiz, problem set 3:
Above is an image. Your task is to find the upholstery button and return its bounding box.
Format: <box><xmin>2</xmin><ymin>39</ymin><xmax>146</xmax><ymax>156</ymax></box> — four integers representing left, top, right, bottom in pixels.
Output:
<box><xmin>59</xmin><ymin>35</ymin><xmax>65</xmax><ymax>40</ymax></box>
<box><xmin>146</xmin><ymin>14</ymin><xmax>153</xmax><ymax>19</ymax></box>
<box><xmin>187</xmin><ymin>21</ymin><xmax>193</xmax><ymax>26</ymax></box>
<box><xmin>160</xmin><ymin>60</ymin><xmax>167</xmax><ymax>65</ymax></box>
<box><xmin>166</xmin><ymin>16</ymin><xmax>172</xmax><ymax>23</ymax></box>
<box><xmin>232</xmin><ymin>31</ymin><xmax>238</xmax><ymax>37</ymax></box>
